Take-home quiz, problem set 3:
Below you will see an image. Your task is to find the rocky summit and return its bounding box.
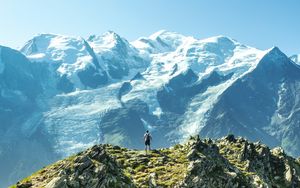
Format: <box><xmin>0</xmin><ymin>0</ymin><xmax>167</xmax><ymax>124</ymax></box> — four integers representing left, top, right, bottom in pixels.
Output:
<box><xmin>11</xmin><ymin>135</ymin><xmax>300</xmax><ymax>188</ymax></box>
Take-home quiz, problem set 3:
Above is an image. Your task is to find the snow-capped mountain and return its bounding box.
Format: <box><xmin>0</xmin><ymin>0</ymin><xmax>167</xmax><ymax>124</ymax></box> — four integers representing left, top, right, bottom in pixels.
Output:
<box><xmin>20</xmin><ymin>33</ymin><xmax>109</xmax><ymax>92</ymax></box>
<box><xmin>132</xmin><ymin>30</ymin><xmax>188</xmax><ymax>54</ymax></box>
<box><xmin>1</xmin><ymin>30</ymin><xmax>300</xmax><ymax>187</ymax></box>
<box><xmin>201</xmin><ymin>47</ymin><xmax>300</xmax><ymax>153</ymax></box>
<box><xmin>291</xmin><ymin>54</ymin><xmax>300</xmax><ymax>64</ymax></box>
<box><xmin>19</xmin><ymin>32</ymin><xmax>149</xmax><ymax>94</ymax></box>
<box><xmin>87</xmin><ymin>31</ymin><xmax>149</xmax><ymax>80</ymax></box>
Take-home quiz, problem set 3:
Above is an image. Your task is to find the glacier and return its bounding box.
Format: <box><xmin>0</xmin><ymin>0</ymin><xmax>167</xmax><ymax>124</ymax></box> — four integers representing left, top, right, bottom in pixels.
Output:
<box><xmin>1</xmin><ymin>30</ymin><xmax>300</xmax><ymax>187</ymax></box>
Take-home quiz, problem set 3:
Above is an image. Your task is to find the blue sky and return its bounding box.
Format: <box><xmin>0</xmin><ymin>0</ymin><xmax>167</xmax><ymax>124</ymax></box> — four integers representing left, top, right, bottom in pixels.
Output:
<box><xmin>0</xmin><ymin>0</ymin><xmax>299</xmax><ymax>55</ymax></box>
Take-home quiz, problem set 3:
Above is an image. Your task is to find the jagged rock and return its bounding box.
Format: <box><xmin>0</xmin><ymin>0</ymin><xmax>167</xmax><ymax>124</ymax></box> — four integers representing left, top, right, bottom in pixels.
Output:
<box><xmin>149</xmin><ymin>172</ymin><xmax>158</xmax><ymax>187</ymax></box>
<box><xmin>137</xmin><ymin>156</ymin><xmax>150</xmax><ymax>164</ymax></box>
<box><xmin>12</xmin><ymin>137</ymin><xmax>300</xmax><ymax>188</ymax></box>
<box><xmin>187</xmin><ymin>149</ymin><xmax>198</xmax><ymax>160</ymax></box>
<box><xmin>45</xmin><ymin>177</ymin><xmax>67</xmax><ymax>188</ymax></box>
<box><xmin>272</xmin><ymin>147</ymin><xmax>285</xmax><ymax>156</ymax></box>
<box><xmin>74</xmin><ymin>157</ymin><xmax>93</xmax><ymax>174</ymax></box>
<box><xmin>67</xmin><ymin>176</ymin><xmax>80</xmax><ymax>188</ymax></box>
<box><xmin>113</xmin><ymin>145</ymin><xmax>121</xmax><ymax>150</ymax></box>
<box><xmin>285</xmin><ymin>166</ymin><xmax>292</xmax><ymax>182</ymax></box>
<box><xmin>225</xmin><ymin>134</ymin><xmax>236</xmax><ymax>142</ymax></box>
<box><xmin>16</xmin><ymin>182</ymin><xmax>32</xmax><ymax>188</ymax></box>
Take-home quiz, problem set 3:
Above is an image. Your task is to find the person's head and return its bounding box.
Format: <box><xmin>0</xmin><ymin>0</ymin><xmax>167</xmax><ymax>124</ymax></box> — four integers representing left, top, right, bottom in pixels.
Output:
<box><xmin>146</xmin><ymin>130</ymin><xmax>149</xmax><ymax>133</ymax></box>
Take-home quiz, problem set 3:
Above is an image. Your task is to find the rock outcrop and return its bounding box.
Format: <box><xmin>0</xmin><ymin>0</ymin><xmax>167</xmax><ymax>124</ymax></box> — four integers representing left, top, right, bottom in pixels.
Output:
<box><xmin>11</xmin><ymin>135</ymin><xmax>300</xmax><ymax>188</ymax></box>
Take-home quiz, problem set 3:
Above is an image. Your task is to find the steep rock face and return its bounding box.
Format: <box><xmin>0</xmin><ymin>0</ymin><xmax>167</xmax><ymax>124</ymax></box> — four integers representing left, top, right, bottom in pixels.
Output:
<box><xmin>201</xmin><ymin>47</ymin><xmax>300</xmax><ymax>157</ymax></box>
<box><xmin>157</xmin><ymin>69</ymin><xmax>233</xmax><ymax>114</ymax></box>
<box><xmin>0</xmin><ymin>46</ymin><xmax>57</xmax><ymax>187</ymax></box>
<box><xmin>0</xmin><ymin>46</ymin><xmax>42</xmax><ymax>99</ymax></box>
<box><xmin>12</xmin><ymin>136</ymin><xmax>300</xmax><ymax>188</ymax></box>
<box><xmin>0</xmin><ymin>45</ymin><xmax>42</xmax><ymax>135</ymax></box>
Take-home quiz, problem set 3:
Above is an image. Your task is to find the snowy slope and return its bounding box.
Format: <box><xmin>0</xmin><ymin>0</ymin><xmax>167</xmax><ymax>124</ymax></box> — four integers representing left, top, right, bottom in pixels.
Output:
<box><xmin>21</xmin><ymin>34</ymin><xmax>96</xmax><ymax>74</ymax></box>
<box><xmin>17</xmin><ymin>31</ymin><xmax>292</xmax><ymax>153</ymax></box>
<box><xmin>132</xmin><ymin>30</ymin><xmax>189</xmax><ymax>55</ymax></box>
<box><xmin>87</xmin><ymin>31</ymin><xmax>149</xmax><ymax>80</ymax></box>
<box><xmin>20</xmin><ymin>32</ymin><xmax>150</xmax><ymax>93</ymax></box>
<box><xmin>128</xmin><ymin>33</ymin><xmax>266</xmax><ymax>138</ymax></box>
<box><xmin>290</xmin><ymin>54</ymin><xmax>300</xmax><ymax>64</ymax></box>
<box><xmin>201</xmin><ymin>47</ymin><xmax>300</xmax><ymax>155</ymax></box>
<box><xmin>2</xmin><ymin>31</ymin><xmax>300</xmax><ymax>187</ymax></box>
<box><xmin>17</xmin><ymin>31</ymin><xmax>268</xmax><ymax>156</ymax></box>
<box><xmin>20</xmin><ymin>34</ymin><xmax>108</xmax><ymax>91</ymax></box>
<box><xmin>43</xmin><ymin>83</ymin><xmax>122</xmax><ymax>156</ymax></box>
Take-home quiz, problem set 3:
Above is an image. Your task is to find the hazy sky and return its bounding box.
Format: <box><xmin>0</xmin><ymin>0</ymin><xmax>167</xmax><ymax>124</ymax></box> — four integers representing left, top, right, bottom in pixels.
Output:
<box><xmin>0</xmin><ymin>0</ymin><xmax>299</xmax><ymax>55</ymax></box>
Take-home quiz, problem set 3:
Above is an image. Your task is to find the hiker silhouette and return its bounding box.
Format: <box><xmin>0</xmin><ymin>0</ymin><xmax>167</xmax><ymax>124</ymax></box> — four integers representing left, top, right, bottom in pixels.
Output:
<box><xmin>144</xmin><ymin>130</ymin><xmax>152</xmax><ymax>153</ymax></box>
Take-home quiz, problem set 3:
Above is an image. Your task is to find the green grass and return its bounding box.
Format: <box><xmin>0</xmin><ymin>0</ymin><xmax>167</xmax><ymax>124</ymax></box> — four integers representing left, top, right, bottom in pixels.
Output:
<box><xmin>134</xmin><ymin>164</ymin><xmax>147</xmax><ymax>172</ymax></box>
<box><xmin>102</xmin><ymin>143</ymin><xmax>191</xmax><ymax>187</ymax></box>
<box><xmin>14</xmin><ymin>136</ymin><xmax>293</xmax><ymax>188</ymax></box>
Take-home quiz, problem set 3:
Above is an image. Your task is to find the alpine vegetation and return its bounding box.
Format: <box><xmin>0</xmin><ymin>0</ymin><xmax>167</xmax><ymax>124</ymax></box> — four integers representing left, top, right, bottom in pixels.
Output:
<box><xmin>1</xmin><ymin>31</ymin><xmax>300</xmax><ymax>187</ymax></box>
<box><xmin>11</xmin><ymin>136</ymin><xmax>300</xmax><ymax>188</ymax></box>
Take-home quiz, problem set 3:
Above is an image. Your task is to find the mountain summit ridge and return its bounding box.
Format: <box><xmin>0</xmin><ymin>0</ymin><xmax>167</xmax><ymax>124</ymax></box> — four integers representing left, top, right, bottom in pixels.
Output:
<box><xmin>11</xmin><ymin>135</ymin><xmax>300</xmax><ymax>188</ymax></box>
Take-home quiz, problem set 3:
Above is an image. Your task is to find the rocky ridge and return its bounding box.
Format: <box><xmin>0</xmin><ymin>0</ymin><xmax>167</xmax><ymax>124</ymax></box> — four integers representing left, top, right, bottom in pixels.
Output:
<box><xmin>11</xmin><ymin>135</ymin><xmax>300</xmax><ymax>188</ymax></box>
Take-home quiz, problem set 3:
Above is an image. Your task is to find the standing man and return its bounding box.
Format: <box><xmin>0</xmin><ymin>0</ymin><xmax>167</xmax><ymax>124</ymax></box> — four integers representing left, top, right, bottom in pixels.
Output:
<box><xmin>144</xmin><ymin>130</ymin><xmax>152</xmax><ymax>154</ymax></box>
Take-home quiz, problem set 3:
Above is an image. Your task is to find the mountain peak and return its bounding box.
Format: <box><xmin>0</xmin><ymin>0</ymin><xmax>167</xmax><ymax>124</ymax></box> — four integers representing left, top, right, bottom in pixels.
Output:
<box><xmin>12</xmin><ymin>135</ymin><xmax>300</xmax><ymax>187</ymax></box>
<box><xmin>104</xmin><ymin>31</ymin><xmax>126</xmax><ymax>44</ymax></box>
<box><xmin>106</xmin><ymin>30</ymin><xmax>121</xmax><ymax>37</ymax></box>
<box><xmin>248</xmin><ymin>46</ymin><xmax>294</xmax><ymax>74</ymax></box>
<box><xmin>199</xmin><ymin>35</ymin><xmax>239</xmax><ymax>46</ymax></box>
<box><xmin>262</xmin><ymin>46</ymin><xmax>289</xmax><ymax>62</ymax></box>
<box><xmin>87</xmin><ymin>31</ymin><xmax>129</xmax><ymax>51</ymax></box>
<box><xmin>149</xmin><ymin>30</ymin><xmax>186</xmax><ymax>40</ymax></box>
<box><xmin>31</xmin><ymin>33</ymin><xmax>58</xmax><ymax>40</ymax></box>
<box><xmin>266</xmin><ymin>46</ymin><xmax>282</xmax><ymax>53</ymax></box>
<box><xmin>100</xmin><ymin>30</ymin><xmax>123</xmax><ymax>42</ymax></box>
<box><xmin>290</xmin><ymin>54</ymin><xmax>300</xmax><ymax>64</ymax></box>
<box><xmin>21</xmin><ymin>33</ymin><xmax>61</xmax><ymax>44</ymax></box>
<box><xmin>20</xmin><ymin>33</ymin><xmax>85</xmax><ymax>56</ymax></box>
<box><xmin>132</xmin><ymin>30</ymin><xmax>189</xmax><ymax>54</ymax></box>
<box><xmin>149</xmin><ymin>29</ymin><xmax>168</xmax><ymax>38</ymax></box>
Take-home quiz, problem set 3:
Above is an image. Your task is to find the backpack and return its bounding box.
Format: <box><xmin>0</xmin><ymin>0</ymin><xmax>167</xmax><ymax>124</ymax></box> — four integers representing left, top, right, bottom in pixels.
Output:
<box><xmin>145</xmin><ymin>133</ymin><xmax>151</xmax><ymax>142</ymax></box>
